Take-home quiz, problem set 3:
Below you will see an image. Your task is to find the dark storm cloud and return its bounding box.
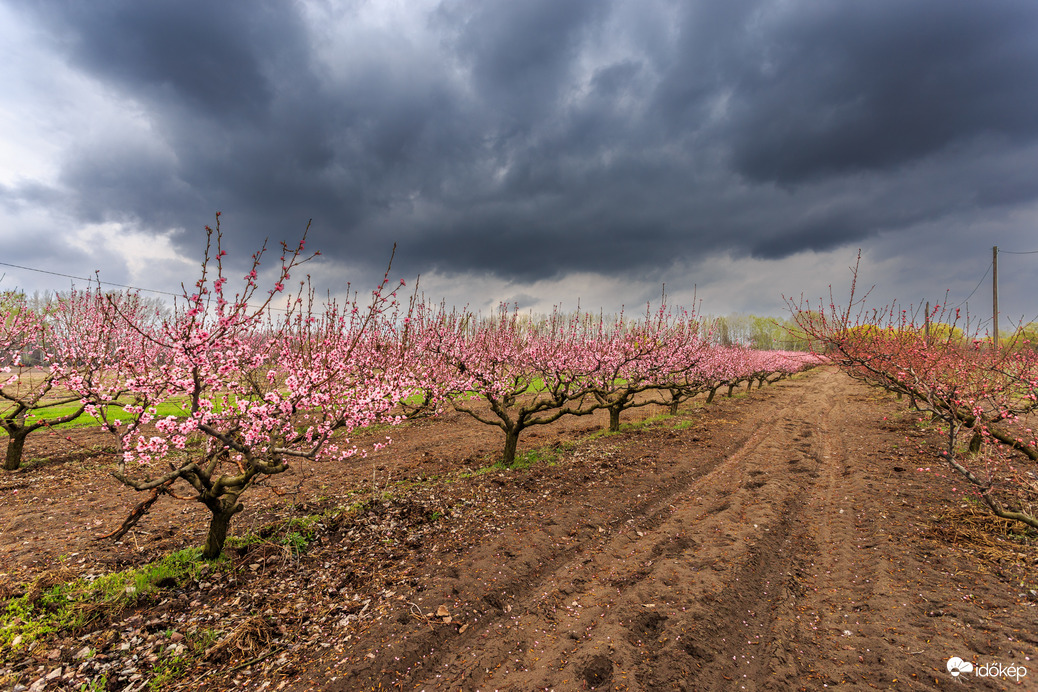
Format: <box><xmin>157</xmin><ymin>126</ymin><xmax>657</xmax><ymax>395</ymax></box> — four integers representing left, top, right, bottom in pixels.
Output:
<box><xmin>441</xmin><ymin>0</ymin><xmax>604</xmax><ymax>124</ymax></box>
<box><xmin>25</xmin><ymin>0</ymin><xmax>296</xmax><ymax>121</ymax></box>
<box><xmin>721</xmin><ymin>1</ymin><xmax>1038</xmax><ymax>184</ymax></box>
<box><xmin>8</xmin><ymin>0</ymin><xmax>1038</xmax><ymax>284</ymax></box>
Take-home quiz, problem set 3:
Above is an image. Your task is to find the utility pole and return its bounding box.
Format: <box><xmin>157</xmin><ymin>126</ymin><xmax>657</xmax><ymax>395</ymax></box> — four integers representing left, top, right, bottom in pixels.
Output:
<box><xmin>992</xmin><ymin>245</ymin><xmax>999</xmax><ymax>352</ymax></box>
<box><xmin>925</xmin><ymin>301</ymin><xmax>930</xmax><ymax>346</ymax></box>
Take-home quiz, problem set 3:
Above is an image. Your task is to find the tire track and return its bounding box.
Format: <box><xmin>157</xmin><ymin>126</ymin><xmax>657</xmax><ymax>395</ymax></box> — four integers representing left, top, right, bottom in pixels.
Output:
<box><xmin>411</xmin><ymin>372</ymin><xmax>844</xmax><ymax>691</ymax></box>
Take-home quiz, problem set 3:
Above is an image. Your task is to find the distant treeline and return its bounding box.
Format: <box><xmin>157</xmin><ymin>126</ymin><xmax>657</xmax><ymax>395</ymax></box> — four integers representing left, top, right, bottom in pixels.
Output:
<box><xmin>699</xmin><ymin>314</ymin><xmax>814</xmax><ymax>351</ymax></box>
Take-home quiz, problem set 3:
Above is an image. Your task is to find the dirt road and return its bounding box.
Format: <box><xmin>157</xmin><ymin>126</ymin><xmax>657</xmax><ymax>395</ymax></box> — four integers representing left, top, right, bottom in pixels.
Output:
<box><xmin>292</xmin><ymin>368</ymin><xmax>1037</xmax><ymax>691</ymax></box>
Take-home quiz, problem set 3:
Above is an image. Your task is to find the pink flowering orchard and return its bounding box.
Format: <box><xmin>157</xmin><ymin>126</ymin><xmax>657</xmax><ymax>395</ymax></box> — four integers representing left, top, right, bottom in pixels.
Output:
<box><xmin>408</xmin><ymin>300</ymin><xmax>818</xmax><ymax>463</ymax></box>
<box><xmin>585</xmin><ymin>305</ymin><xmax>708</xmax><ymax>431</ymax></box>
<box><xmin>417</xmin><ymin>304</ymin><xmax>605</xmax><ymax>466</ymax></box>
<box><xmin>69</xmin><ymin>218</ymin><xmax>415</xmax><ymax>559</ymax></box>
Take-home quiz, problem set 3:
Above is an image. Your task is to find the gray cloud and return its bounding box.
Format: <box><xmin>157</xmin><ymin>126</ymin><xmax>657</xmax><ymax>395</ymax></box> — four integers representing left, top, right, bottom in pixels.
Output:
<box><xmin>722</xmin><ymin>1</ymin><xmax>1038</xmax><ymax>183</ymax></box>
<box><xmin>27</xmin><ymin>0</ymin><xmax>299</xmax><ymax>121</ymax></box>
<box><xmin>3</xmin><ymin>0</ymin><xmax>1038</xmax><ymax>304</ymax></box>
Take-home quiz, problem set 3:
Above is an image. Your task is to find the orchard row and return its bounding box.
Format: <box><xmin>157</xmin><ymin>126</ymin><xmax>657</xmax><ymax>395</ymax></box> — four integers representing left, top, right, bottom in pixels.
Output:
<box><xmin>789</xmin><ymin>272</ymin><xmax>1038</xmax><ymax>532</ymax></box>
<box><xmin>1</xmin><ymin>221</ymin><xmax>820</xmax><ymax>559</ymax></box>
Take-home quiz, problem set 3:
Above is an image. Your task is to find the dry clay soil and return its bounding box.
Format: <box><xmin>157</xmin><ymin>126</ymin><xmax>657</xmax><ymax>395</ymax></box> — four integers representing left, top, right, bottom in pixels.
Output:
<box><xmin>1</xmin><ymin>367</ymin><xmax>1037</xmax><ymax>691</ymax></box>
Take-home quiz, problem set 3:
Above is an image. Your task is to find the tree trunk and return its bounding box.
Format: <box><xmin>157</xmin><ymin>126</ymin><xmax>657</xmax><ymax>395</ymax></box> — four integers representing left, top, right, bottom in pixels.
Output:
<box><xmin>201</xmin><ymin>500</ymin><xmax>244</xmax><ymax>560</ymax></box>
<box><xmin>668</xmin><ymin>388</ymin><xmax>680</xmax><ymax>415</ymax></box>
<box><xmin>969</xmin><ymin>430</ymin><xmax>983</xmax><ymax>454</ymax></box>
<box><xmin>502</xmin><ymin>428</ymin><xmax>520</xmax><ymax>467</ymax></box>
<box><xmin>706</xmin><ymin>387</ymin><xmax>718</xmax><ymax>404</ymax></box>
<box><xmin>4</xmin><ymin>432</ymin><xmax>27</xmax><ymax>471</ymax></box>
<box><xmin>608</xmin><ymin>406</ymin><xmax>622</xmax><ymax>433</ymax></box>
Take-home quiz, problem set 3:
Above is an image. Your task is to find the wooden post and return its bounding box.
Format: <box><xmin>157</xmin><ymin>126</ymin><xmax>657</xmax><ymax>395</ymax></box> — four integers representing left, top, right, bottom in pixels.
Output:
<box><xmin>925</xmin><ymin>301</ymin><xmax>930</xmax><ymax>346</ymax></box>
<box><xmin>993</xmin><ymin>246</ymin><xmax>999</xmax><ymax>353</ymax></box>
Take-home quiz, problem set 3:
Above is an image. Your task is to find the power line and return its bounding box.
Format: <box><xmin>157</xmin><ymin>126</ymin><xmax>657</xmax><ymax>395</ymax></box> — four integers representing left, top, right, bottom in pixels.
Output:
<box><xmin>949</xmin><ymin>261</ymin><xmax>992</xmax><ymax>310</ymax></box>
<box><xmin>0</xmin><ymin>260</ymin><xmax>180</xmax><ymax>297</ymax></box>
<box><xmin>0</xmin><ymin>259</ymin><xmax>347</xmax><ymax>316</ymax></box>
<box><xmin>1000</xmin><ymin>249</ymin><xmax>1038</xmax><ymax>255</ymax></box>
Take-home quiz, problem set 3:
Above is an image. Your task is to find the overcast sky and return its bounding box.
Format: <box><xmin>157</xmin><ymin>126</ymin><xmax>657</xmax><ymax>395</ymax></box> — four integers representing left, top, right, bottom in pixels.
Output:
<box><xmin>2</xmin><ymin>0</ymin><xmax>1037</xmax><ymax>329</ymax></box>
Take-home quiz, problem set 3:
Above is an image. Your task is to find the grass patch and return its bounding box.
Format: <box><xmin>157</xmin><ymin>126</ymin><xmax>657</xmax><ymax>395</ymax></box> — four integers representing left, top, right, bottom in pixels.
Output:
<box><xmin>145</xmin><ymin>626</ymin><xmax>222</xmax><ymax>690</ymax></box>
<box><xmin>0</xmin><ymin>548</ymin><xmax>219</xmax><ymax>659</ymax></box>
<box><xmin>227</xmin><ymin>509</ymin><xmax>347</xmax><ymax>557</ymax></box>
<box><xmin>581</xmin><ymin>410</ymin><xmax>690</xmax><ymax>441</ymax></box>
<box><xmin>456</xmin><ymin>445</ymin><xmax>562</xmax><ymax>478</ymax></box>
<box><xmin>226</xmin><ymin>496</ymin><xmax>393</xmax><ymax>558</ymax></box>
<box><xmin>0</xmin><ymin>400</ymin><xmax>190</xmax><ymax>435</ymax></box>
<box><xmin>456</xmin><ymin>461</ymin><xmax>504</xmax><ymax>479</ymax></box>
<box><xmin>635</xmin><ymin>413</ymin><xmax>672</xmax><ymax>427</ymax></box>
<box><xmin>511</xmin><ymin>446</ymin><xmax>560</xmax><ymax>468</ymax></box>
<box><xmin>585</xmin><ymin>428</ymin><xmax>621</xmax><ymax>441</ymax></box>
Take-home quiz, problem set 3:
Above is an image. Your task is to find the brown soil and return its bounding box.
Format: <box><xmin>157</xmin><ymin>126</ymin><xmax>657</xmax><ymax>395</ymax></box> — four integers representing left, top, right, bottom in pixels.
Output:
<box><xmin>1</xmin><ymin>367</ymin><xmax>1036</xmax><ymax>691</ymax></box>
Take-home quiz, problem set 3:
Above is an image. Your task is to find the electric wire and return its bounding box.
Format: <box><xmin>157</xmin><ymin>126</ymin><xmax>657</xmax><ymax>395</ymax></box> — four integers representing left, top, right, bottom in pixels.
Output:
<box><xmin>0</xmin><ymin>260</ymin><xmax>180</xmax><ymax>297</ymax></box>
<box><xmin>0</xmin><ymin>259</ymin><xmax>373</xmax><ymax>317</ymax></box>
<box><xmin>949</xmin><ymin>261</ymin><xmax>991</xmax><ymax>311</ymax></box>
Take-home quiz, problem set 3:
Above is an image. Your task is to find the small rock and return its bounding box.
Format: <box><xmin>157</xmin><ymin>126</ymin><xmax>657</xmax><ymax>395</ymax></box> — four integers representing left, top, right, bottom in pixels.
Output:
<box><xmin>74</xmin><ymin>646</ymin><xmax>92</xmax><ymax>659</ymax></box>
<box><xmin>45</xmin><ymin>668</ymin><xmax>62</xmax><ymax>681</ymax></box>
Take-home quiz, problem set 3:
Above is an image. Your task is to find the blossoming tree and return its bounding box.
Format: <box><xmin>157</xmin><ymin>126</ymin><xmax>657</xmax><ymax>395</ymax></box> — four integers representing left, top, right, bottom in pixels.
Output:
<box><xmin>72</xmin><ymin>217</ymin><xmax>414</xmax><ymax>559</ymax></box>
<box><xmin>420</xmin><ymin>305</ymin><xmax>604</xmax><ymax>466</ymax></box>
<box><xmin>0</xmin><ymin>289</ymin><xmax>148</xmax><ymax>471</ymax></box>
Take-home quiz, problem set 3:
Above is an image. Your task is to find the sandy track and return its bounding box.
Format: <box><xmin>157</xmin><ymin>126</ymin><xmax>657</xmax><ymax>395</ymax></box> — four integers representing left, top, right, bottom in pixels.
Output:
<box><xmin>424</xmin><ymin>368</ymin><xmax>843</xmax><ymax>691</ymax></box>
